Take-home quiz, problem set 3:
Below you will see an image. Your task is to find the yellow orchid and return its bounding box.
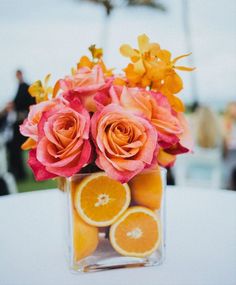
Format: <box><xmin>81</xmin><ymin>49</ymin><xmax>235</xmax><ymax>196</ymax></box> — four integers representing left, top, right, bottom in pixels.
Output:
<box><xmin>120</xmin><ymin>34</ymin><xmax>160</xmax><ymax>76</ymax></box>
<box><xmin>77</xmin><ymin>55</ymin><xmax>94</xmax><ymax>69</ymax></box>
<box><xmin>159</xmin><ymin>84</ymin><xmax>185</xmax><ymax>112</ymax></box>
<box><xmin>120</xmin><ymin>34</ymin><xmax>195</xmax><ymax>112</ymax></box>
<box><xmin>77</xmin><ymin>45</ymin><xmax>113</xmax><ymax>77</ymax></box>
<box><xmin>28</xmin><ymin>74</ymin><xmax>53</xmax><ymax>103</ymax></box>
<box><xmin>157</xmin><ymin>51</ymin><xmax>195</xmax><ymax>111</ymax></box>
<box><xmin>113</xmin><ymin>77</ymin><xmax>127</xmax><ymax>86</ymax></box>
<box><xmin>21</xmin><ymin>137</ymin><xmax>36</xmax><ymax>151</ymax></box>
<box><xmin>77</xmin><ymin>56</ymin><xmax>113</xmax><ymax>77</ymax></box>
<box><xmin>157</xmin><ymin>49</ymin><xmax>195</xmax><ymax>93</ymax></box>
<box><xmin>157</xmin><ymin>148</ymin><xmax>176</xmax><ymax>167</ymax></box>
<box><xmin>89</xmin><ymin>44</ymin><xmax>103</xmax><ymax>60</ymax></box>
<box><xmin>52</xmin><ymin>79</ymin><xmax>61</xmax><ymax>98</ymax></box>
<box><xmin>77</xmin><ymin>45</ymin><xmax>103</xmax><ymax>69</ymax></box>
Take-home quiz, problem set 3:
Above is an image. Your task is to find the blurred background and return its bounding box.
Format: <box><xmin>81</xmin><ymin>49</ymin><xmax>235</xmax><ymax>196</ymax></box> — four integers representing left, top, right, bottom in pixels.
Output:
<box><xmin>0</xmin><ymin>0</ymin><xmax>236</xmax><ymax>194</ymax></box>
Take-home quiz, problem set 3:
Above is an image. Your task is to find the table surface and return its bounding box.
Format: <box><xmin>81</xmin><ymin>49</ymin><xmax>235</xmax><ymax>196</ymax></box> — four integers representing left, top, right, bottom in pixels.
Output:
<box><xmin>0</xmin><ymin>187</ymin><xmax>236</xmax><ymax>285</ymax></box>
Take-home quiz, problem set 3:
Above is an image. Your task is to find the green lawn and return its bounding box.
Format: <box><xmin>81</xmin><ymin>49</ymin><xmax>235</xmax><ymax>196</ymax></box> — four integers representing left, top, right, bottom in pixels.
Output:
<box><xmin>17</xmin><ymin>176</ymin><xmax>57</xmax><ymax>193</ymax></box>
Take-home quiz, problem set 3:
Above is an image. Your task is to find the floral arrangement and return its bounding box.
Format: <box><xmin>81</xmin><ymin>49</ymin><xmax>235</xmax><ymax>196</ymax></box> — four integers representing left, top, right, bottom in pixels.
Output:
<box><xmin>20</xmin><ymin>34</ymin><xmax>194</xmax><ymax>183</ymax></box>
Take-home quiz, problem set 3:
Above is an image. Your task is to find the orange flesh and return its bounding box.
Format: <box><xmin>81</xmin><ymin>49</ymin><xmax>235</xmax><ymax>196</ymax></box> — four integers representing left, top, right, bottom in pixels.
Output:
<box><xmin>80</xmin><ymin>176</ymin><xmax>128</xmax><ymax>222</ymax></box>
<box><xmin>114</xmin><ymin>212</ymin><xmax>159</xmax><ymax>253</ymax></box>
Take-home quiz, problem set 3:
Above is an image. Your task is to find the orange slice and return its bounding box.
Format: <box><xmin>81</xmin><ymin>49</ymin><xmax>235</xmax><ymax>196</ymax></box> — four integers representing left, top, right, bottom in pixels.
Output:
<box><xmin>109</xmin><ymin>206</ymin><xmax>161</xmax><ymax>257</ymax></box>
<box><xmin>74</xmin><ymin>172</ymin><xmax>131</xmax><ymax>227</ymax></box>
<box><xmin>129</xmin><ymin>168</ymin><xmax>163</xmax><ymax>210</ymax></box>
<box><xmin>73</xmin><ymin>209</ymin><xmax>99</xmax><ymax>262</ymax></box>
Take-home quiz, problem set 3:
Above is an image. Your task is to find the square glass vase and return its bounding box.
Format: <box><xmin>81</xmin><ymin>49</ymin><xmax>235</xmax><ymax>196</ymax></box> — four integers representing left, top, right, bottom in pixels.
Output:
<box><xmin>64</xmin><ymin>167</ymin><xmax>166</xmax><ymax>273</ymax></box>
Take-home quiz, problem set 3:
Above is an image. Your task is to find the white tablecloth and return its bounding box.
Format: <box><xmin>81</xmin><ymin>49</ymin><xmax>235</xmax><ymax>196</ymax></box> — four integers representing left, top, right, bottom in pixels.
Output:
<box><xmin>0</xmin><ymin>187</ymin><xmax>236</xmax><ymax>285</ymax></box>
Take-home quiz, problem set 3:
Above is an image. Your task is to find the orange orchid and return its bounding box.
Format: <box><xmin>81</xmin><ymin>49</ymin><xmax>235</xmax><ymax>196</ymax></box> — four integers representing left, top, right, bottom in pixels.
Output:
<box><xmin>28</xmin><ymin>74</ymin><xmax>53</xmax><ymax>103</ymax></box>
<box><xmin>157</xmin><ymin>50</ymin><xmax>194</xmax><ymax>93</ymax></box>
<box><xmin>77</xmin><ymin>45</ymin><xmax>113</xmax><ymax>77</ymax></box>
<box><xmin>157</xmin><ymin>51</ymin><xmax>195</xmax><ymax>112</ymax></box>
<box><xmin>113</xmin><ymin>76</ymin><xmax>127</xmax><ymax>87</ymax></box>
<box><xmin>89</xmin><ymin>44</ymin><xmax>103</xmax><ymax>60</ymax></box>
<box><xmin>21</xmin><ymin>137</ymin><xmax>36</xmax><ymax>151</ymax></box>
<box><xmin>157</xmin><ymin>148</ymin><xmax>176</xmax><ymax>167</ymax></box>
<box><xmin>77</xmin><ymin>55</ymin><xmax>94</xmax><ymax>70</ymax></box>
<box><xmin>120</xmin><ymin>34</ymin><xmax>160</xmax><ymax>77</ymax></box>
<box><xmin>120</xmin><ymin>34</ymin><xmax>195</xmax><ymax>112</ymax></box>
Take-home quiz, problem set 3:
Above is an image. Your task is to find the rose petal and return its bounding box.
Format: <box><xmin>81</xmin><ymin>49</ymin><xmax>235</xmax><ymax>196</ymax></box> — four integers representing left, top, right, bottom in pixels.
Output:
<box><xmin>46</xmin><ymin>141</ymin><xmax>92</xmax><ymax>177</ymax></box>
<box><xmin>28</xmin><ymin>149</ymin><xmax>57</xmax><ymax>181</ymax></box>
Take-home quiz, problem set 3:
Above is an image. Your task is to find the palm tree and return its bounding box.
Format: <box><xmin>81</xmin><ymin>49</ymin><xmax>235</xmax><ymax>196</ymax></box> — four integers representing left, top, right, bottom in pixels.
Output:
<box><xmin>75</xmin><ymin>0</ymin><xmax>166</xmax><ymax>50</ymax></box>
<box><xmin>182</xmin><ymin>0</ymin><xmax>198</xmax><ymax>104</ymax></box>
<box><xmin>77</xmin><ymin>0</ymin><xmax>166</xmax><ymax>16</ymax></box>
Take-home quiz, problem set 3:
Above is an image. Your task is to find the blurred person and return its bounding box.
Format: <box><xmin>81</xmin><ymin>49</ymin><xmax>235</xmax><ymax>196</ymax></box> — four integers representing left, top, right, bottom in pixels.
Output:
<box><xmin>194</xmin><ymin>106</ymin><xmax>223</xmax><ymax>188</ymax></box>
<box><xmin>223</xmin><ymin>102</ymin><xmax>236</xmax><ymax>190</ymax></box>
<box><xmin>174</xmin><ymin>105</ymin><xmax>223</xmax><ymax>189</ymax></box>
<box><xmin>195</xmin><ymin>106</ymin><xmax>222</xmax><ymax>149</ymax></box>
<box><xmin>0</xmin><ymin>107</ymin><xmax>17</xmax><ymax>195</ymax></box>
<box><xmin>189</xmin><ymin>100</ymin><xmax>200</xmax><ymax>113</ymax></box>
<box><xmin>167</xmin><ymin>101</ymin><xmax>199</xmax><ymax>186</ymax></box>
<box><xmin>167</xmin><ymin>167</ymin><xmax>175</xmax><ymax>185</ymax></box>
<box><xmin>6</xmin><ymin>70</ymin><xmax>35</xmax><ymax>181</ymax></box>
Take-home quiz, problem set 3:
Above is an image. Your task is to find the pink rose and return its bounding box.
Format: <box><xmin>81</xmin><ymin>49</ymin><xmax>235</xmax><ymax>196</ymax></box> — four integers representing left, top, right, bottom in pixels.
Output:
<box><xmin>110</xmin><ymin>86</ymin><xmax>191</xmax><ymax>152</ymax></box>
<box><xmin>91</xmin><ymin>104</ymin><xmax>158</xmax><ymax>183</ymax></box>
<box><xmin>59</xmin><ymin>65</ymin><xmax>112</xmax><ymax>112</ymax></box>
<box><xmin>163</xmin><ymin>113</ymin><xmax>193</xmax><ymax>156</ymax></box>
<box><xmin>20</xmin><ymin>100</ymin><xmax>57</xmax><ymax>142</ymax></box>
<box><xmin>28</xmin><ymin>97</ymin><xmax>91</xmax><ymax>180</ymax></box>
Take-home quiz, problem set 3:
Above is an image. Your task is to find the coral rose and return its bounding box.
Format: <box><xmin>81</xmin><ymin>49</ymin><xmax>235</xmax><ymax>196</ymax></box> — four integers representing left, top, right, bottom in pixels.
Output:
<box><xmin>59</xmin><ymin>65</ymin><xmax>112</xmax><ymax>112</ymax></box>
<box><xmin>91</xmin><ymin>104</ymin><xmax>158</xmax><ymax>183</ymax></box>
<box><xmin>20</xmin><ymin>100</ymin><xmax>57</xmax><ymax>143</ymax></box>
<box><xmin>110</xmin><ymin>86</ymin><xmax>192</xmax><ymax>152</ymax></box>
<box><xmin>28</xmin><ymin>97</ymin><xmax>91</xmax><ymax>180</ymax></box>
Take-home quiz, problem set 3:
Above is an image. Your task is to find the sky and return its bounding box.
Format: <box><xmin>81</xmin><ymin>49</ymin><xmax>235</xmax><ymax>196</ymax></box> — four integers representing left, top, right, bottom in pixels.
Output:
<box><xmin>0</xmin><ymin>0</ymin><xmax>235</xmax><ymax>110</ymax></box>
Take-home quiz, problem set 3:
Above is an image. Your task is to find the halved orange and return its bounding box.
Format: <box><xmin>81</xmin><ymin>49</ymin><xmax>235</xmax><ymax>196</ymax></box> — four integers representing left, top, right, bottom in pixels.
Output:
<box><xmin>74</xmin><ymin>172</ymin><xmax>131</xmax><ymax>227</ymax></box>
<box><xmin>129</xmin><ymin>168</ymin><xmax>163</xmax><ymax>210</ymax></box>
<box><xmin>73</xmin><ymin>209</ymin><xmax>99</xmax><ymax>262</ymax></box>
<box><xmin>109</xmin><ymin>206</ymin><xmax>161</xmax><ymax>257</ymax></box>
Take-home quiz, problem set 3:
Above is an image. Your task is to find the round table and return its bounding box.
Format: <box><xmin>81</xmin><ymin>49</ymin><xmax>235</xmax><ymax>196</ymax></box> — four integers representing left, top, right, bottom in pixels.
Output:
<box><xmin>0</xmin><ymin>187</ymin><xmax>236</xmax><ymax>285</ymax></box>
